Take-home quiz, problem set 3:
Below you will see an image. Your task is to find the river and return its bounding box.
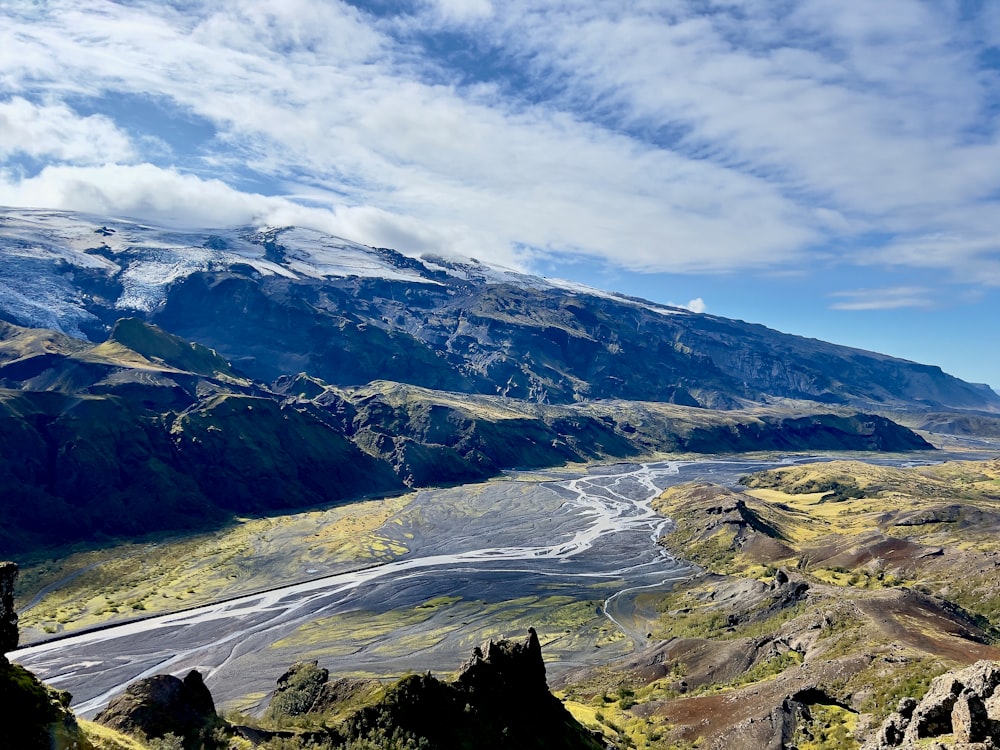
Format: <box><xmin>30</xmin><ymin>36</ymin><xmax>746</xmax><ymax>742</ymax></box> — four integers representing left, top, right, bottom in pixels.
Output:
<box><xmin>9</xmin><ymin>451</ymin><xmax>952</xmax><ymax>715</ymax></box>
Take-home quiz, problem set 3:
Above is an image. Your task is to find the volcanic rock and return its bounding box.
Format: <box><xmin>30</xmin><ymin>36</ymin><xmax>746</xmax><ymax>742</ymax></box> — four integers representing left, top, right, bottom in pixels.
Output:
<box><xmin>95</xmin><ymin>670</ymin><xmax>217</xmax><ymax>745</ymax></box>
<box><xmin>863</xmin><ymin>660</ymin><xmax>1000</xmax><ymax>749</ymax></box>
<box><xmin>457</xmin><ymin>626</ymin><xmax>549</xmax><ymax>699</ymax></box>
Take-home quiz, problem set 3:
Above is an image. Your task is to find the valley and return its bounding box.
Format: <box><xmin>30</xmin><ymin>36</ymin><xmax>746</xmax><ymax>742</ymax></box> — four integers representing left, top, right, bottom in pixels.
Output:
<box><xmin>10</xmin><ymin>449</ymin><xmax>971</xmax><ymax>726</ymax></box>
<box><xmin>4</xmin><ymin>208</ymin><xmax>1000</xmax><ymax>747</ymax></box>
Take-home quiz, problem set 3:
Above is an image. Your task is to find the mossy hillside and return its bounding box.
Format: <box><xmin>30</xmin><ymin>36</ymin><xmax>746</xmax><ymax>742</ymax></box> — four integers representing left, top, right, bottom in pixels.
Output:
<box><xmin>171</xmin><ymin>394</ymin><xmax>401</xmax><ymax>512</ymax></box>
<box><xmin>0</xmin><ymin>380</ymin><xmax>407</xmax><ymax>555</ymax></box>
<box><xmin>0</xmin><ymin>655</ymin><xmax>93</xmax><ymax>749</ymax></box>
<box><xmin>338</xmin><ymin>381</ymin><xmax>630</xmax><ymax>474</ymax></box>
<box><xmin>738</xmin><ymin>459</ymin><xmax>1000</xmax><ymax>621</ymax></box>
<box><xmin>563</xmin><ymin>458</ymin><xmax>1000</xmax><ymax>749</ymax></box>
<box><xmin>102</xmin><ymin>318</ymin><xmax>248</xmax><ymax>385</ymax></box>
<box><xmin>0</xmin><ymin>320</ymin><xmax>89</xmax><ymax>365</ymax></box>
<box><xmin>0</xmin><ymin>392</ymin><xmax>220</xmax><ymax>554</ymax></box>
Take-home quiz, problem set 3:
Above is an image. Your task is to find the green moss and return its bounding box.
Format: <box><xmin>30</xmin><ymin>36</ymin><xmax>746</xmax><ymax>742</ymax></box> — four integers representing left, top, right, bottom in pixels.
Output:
<box><xmin>0</xmin><ymin>657</ymin><xmax>92</xmax><ymax>749</ymax></box>
<box><xmin>792</xmin><ymin>703</ymin><xmax>859</xmax><ymax>750</ymax></box>
<box><xmin>853</xmin><ymin>657</ymin><xmax>950</xmax><ymax>722</ymax></box>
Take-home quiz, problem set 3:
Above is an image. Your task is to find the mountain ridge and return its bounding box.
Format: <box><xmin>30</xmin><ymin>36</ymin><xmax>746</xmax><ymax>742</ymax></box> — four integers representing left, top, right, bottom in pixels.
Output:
<box><xmin>0</xmin><ymin>316</ymin><xmax>934</xmax><ymax>555</ymax></box>
<box><xmin>2</xmin><ymin>206</ymin><xmax>996</xmax><ymax>413</ymax></box>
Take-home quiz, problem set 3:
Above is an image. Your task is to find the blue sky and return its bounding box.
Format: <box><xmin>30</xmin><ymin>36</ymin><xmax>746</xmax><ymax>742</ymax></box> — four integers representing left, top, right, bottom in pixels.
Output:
<box><xmin>1</xmin><ymin>1</ymin><xmax>999</xmax><ymax>389</ymax></box>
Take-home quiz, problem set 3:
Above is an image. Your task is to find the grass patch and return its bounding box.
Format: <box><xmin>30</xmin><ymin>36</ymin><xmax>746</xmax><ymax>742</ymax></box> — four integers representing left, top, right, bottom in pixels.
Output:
<box><xmin>80</xmin><ymin>719</ymin><xmax>150</xmax><ymax>750</ymax></box>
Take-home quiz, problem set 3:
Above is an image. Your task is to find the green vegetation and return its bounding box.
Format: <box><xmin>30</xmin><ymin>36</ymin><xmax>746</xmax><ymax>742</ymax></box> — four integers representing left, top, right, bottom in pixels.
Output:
<box><xmin>852</xmin><ymin>656</ymin><xmax>950</xmax><ymax>722</ymax></box>
<box><xmin>595</xmin><ymin>457</ymin><xmax>1000</xmax><ymax>748</ymax></box>
<box><xmin>791</xmin><ymin>703</ymin><xmax>859</xmax><ymax>750</ymax></box>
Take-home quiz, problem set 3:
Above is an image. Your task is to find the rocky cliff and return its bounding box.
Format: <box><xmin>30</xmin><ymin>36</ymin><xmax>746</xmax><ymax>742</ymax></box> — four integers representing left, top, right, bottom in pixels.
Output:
<box><xmin>0</xmin><ymin>562</ymin><xmax>92</xmax><ymax>750</ymax></box>
<box><xmin>336</xmin><ymin>628</ymin><xmax>604</xmax><ymax>750</ymax></box>
<box><xmin>0</xmin><ymin>561</ymin><xmax>16</xmax><ymax>654</ymax></box>
<box><xmin>864</xmin><ymin>661</ymin><xmax>1000</xmax><ymax>749</ymax></box>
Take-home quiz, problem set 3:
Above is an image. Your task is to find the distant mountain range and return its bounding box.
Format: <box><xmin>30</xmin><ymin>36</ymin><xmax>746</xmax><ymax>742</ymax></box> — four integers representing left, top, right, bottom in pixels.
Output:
<box><xmin>3</xmin><ymin>207</ymin><xmax>996</xmax><ymax>412</ymax></box>
<box><xmin>0</xmin><ymin>207</ymin><xmax>993</xmax><ymax>553</ymax></box>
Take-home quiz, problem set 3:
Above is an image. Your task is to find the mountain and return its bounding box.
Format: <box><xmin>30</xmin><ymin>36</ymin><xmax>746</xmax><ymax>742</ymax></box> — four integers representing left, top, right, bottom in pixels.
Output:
<box><xmin>2</xmin><ymin>207</ymin><xmax>997</xmax><ymax>413</ymax></box>
<box><xmin>0</xmin><ymin>206</ymin><xmax>983</xmax><ymax>554</ymax></box>
<box><xmin>0</xmin><ymin>315</ymin><xmax>931</xmax><ymax>554</ymax></box>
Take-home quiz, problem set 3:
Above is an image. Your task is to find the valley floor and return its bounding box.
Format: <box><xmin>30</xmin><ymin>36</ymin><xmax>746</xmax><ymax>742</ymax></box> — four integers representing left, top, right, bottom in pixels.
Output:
<box><xmin>12</xmin><ymin>444</ymin><xmax>1000</xmax><ymax>748</ymax></box>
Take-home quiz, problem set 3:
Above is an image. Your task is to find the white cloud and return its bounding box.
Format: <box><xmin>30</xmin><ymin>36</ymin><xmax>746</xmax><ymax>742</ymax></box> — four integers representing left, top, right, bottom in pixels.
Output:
<box><xmin>0</xmin><ymin>0</ymin><xmax>819</xmax><ymax>274</ymax></box>
<box><xmin>424</xmin><ymin>0</ymin><xmax>493</xmax><ymax>23</ymax></box>
<box><xmin>0</xmin><ymin>163</ymin><xmax>340</xmax><ymax>232</ymax></box>
<box><xmin>0</xmin><ymin>97</ymin><xmax>135</xmax><ymax>165</ymax></box>
<box><xmin>669</xmin><ymin>297</ymin><xmax>707</xmax><ymax>313</ymax></box>
<box><xmin>0</xmin><ymin>0</ymin><xmax>999</xmax><ymax>285</ymax></box>
<box><xmin>828</xmin><ymin>286</ymin><xmax>934</xmax><ymax>311</ymax></box>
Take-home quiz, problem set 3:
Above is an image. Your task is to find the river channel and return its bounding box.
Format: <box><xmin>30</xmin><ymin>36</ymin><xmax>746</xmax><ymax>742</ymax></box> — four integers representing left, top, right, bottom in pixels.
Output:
<box><xmin>10</xmin><ymin>452</ymin><xmax>951</xmax><ymax>715</ymax></box>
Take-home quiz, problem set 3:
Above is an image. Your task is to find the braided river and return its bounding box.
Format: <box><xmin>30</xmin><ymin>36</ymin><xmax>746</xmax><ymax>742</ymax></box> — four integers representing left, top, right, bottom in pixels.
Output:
<box><xmin>11</xmin><ymin>453</ymin><xmax>947</xmax><ymax>715</ymax></box>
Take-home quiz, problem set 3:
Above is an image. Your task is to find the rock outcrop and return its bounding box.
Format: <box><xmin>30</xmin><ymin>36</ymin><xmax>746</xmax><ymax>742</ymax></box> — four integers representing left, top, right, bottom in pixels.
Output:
<box><xmin>95</xmin><ymin>669</ymin><xmax>218</xmax><ymax>746</ymax></box>
<box><xmin>339</xmin><ymin>628</ymin><xmax>604</xmax><ymax>750</ymax></box>
<box><xmin>457</xmin><ymin>626</ymin><xmax>549</xmax><ymax>699</ymax></box>
<box><xmin>0</xmin><ymin>561</ymin><xmax>93</xmax><ymax>750</ymax></box>
<box><xmin>266</xmin><ymin>660</ymin><xmax>380</xmax><ymax>719</ymax></box>
<box><xmin>0</xmin><ymin>561</ymin><xmax>17</xmax><ymax>654</ymax></box>
<box><xmin>864</xmin><ymin>660</ymin><xmax>1000</xmax><ymax>749</ymax></box>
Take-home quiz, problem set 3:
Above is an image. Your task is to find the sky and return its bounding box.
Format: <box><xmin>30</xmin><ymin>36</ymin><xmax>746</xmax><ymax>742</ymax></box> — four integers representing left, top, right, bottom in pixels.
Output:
<box><xmin>1</xmin><ymin>1</ymin><xmax>999</xmax><ymax>389</ymax></box>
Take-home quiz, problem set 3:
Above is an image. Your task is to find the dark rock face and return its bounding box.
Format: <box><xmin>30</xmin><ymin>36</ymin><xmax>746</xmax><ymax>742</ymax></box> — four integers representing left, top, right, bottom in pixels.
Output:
<box><xmin>95</xmin><ymin>670</ymin><xmax>217</xmax><ymax>745</ymax></box>
<box><xmin>682</xmin><ymin>413</ymin><xmax>932</xmax><ymax>453</ymax></box>
<box><xmin>154</xmin><ymin>265</ymin><xmax>1000</xmax><ymax>411</ymax></box>
<box><xmin>863</xmin><ymin>660</ymin><xmax>1000</xmax><ymax>749</ymax></box>
<box><xmin>457</xmin><ymin>626</ymin><xmax>549</xmax><ymax>699</ymax></box>
<box><xmin>0</xmin><ymin>561</ymin><xmax>17</xmax><ymax>654</ymax></box>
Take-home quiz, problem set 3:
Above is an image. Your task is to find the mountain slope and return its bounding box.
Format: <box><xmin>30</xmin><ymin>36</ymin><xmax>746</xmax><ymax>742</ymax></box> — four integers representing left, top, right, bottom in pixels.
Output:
<box><xmin>0</xmin><ymin>315</ymin><xmax>932</xmax><ymax>554</ymax></box>
<box><xmin>1</xmin><ymin>207</ymin><xmax>996</xmax><ymax>413</ymax></box>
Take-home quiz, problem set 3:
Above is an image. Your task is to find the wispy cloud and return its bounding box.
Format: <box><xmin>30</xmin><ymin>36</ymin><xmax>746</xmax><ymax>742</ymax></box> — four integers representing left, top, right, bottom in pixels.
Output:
<box><xmin>828</xmin><ymin>286</ymin><xmax>935</xmax><ymax>311</ymax></box>
<box><xmin>0</xmin><ymin>0</ymin><xmax>999</xmax><ymax>285</ymax></box>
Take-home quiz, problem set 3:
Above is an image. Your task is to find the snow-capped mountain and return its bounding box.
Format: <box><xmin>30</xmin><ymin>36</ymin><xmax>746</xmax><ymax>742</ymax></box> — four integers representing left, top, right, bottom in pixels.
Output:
<box><xmin>0</xmin><ymin>208</ymin><xmax>681</xmax><ymax>338</ymax></box>
<box><xmin>1</xmin><ymin>206</ymin><xmax>997</xmax><ymax>412</ymax></box>
<box><xmin>3</xmin><ymin>205</ymin><xmax>997</xmax><ymax>554</ymax></box>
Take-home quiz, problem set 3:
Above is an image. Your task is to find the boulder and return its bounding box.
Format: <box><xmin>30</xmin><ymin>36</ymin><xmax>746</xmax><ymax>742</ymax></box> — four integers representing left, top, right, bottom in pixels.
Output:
<box><xmin>95</xmin><ymin>670</ymin><xmax>216</xmax><ymax>744</ymax></box>
<box><xmin>952</xmin><ymin>688</ymin><xmax>989</xmax><ymax>744</ymax></box>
